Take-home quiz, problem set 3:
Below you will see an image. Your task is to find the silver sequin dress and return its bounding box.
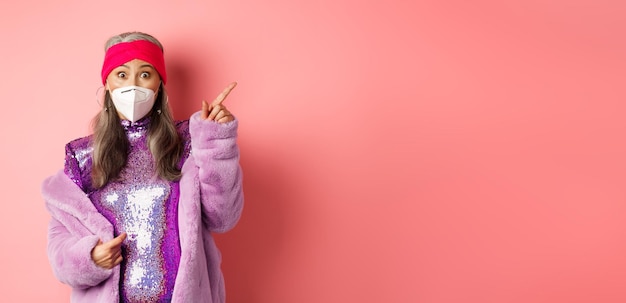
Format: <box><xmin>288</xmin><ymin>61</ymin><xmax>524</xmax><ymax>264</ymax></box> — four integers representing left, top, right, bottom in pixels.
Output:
<box><xmin>63</xmin><ymin>117</ymin><xmax>191</xmax><ymax>303</ymax></box>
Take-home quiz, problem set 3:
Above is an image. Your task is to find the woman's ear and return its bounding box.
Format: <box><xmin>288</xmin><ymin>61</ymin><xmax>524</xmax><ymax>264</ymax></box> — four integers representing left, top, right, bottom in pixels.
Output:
<box><xmin>156</xmin><ymin>81</ymin><xmax>164</xmax><ymax>99</ymax></box>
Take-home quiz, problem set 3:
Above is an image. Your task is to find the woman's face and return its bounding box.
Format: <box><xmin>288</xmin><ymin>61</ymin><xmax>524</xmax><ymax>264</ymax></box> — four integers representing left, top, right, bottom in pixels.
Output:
<box><xmin>105</xmin><ymin>59</ymin><xmax>161</xmax><ymax>94</ymax></box>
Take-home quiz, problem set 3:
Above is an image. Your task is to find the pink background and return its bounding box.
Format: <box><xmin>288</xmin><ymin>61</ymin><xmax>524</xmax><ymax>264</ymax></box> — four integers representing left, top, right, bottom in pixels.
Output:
<box><xmin>1</xmin><ymin>0</ymin><xmax>625</xmax><ymax>302</ymax></box>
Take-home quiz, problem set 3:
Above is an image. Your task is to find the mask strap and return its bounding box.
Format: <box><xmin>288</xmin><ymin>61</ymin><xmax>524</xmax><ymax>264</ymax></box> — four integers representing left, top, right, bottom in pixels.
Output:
<box><xmin>96</xmin><ymin>83</ymin><xmax>111</xmax><ymax>112</ymax></box>
<box><xmin>95</xmin><ymin>86</ymin><xmax>108</xmax><ymax>111</ymax></box>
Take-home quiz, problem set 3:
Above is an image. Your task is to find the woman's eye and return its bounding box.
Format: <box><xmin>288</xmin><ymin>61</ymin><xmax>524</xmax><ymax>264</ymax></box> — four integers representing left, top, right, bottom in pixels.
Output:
<box><xmin>117</xmin><ymin>72</ymin><xmax>127</xmax><ymax>78</ymax></box>
<box><xmin>140</xmin><ymin>72</ymin><xmax>150</xmax><ymax>78</ymax></box>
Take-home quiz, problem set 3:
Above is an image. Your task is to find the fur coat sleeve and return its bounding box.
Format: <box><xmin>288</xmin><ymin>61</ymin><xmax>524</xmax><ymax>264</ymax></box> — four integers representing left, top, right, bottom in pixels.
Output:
<box><xmin>188</xmin><ymin>112</ymin><xmax>244</xmax><ymax>232</ymax></box>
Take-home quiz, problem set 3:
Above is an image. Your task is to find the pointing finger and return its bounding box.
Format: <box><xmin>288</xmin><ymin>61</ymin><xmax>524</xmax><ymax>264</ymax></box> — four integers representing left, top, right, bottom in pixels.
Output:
<box><xmin>211</xmin><ymin>82</ymin><xmax>237</xmax><ymax>106</ymax></box>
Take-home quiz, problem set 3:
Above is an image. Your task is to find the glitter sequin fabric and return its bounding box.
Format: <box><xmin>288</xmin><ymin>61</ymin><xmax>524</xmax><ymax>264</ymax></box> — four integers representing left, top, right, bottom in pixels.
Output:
<box><xmin>64</xmin><ymin>116</ymin><xmax>191</xmax><ymax>303</ymax></box>
<box><xmin>46</xmin><ymin>111</ymin><xmax>243</xmax><ymax>303</ymax></box>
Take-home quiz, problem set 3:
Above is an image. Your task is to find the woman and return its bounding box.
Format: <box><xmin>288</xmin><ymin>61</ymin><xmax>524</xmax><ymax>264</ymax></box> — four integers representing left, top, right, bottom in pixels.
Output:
<box><xmin>42</xmin><ymin>31</ymin><xmax>244</xmax><ymax>303</ymax></box>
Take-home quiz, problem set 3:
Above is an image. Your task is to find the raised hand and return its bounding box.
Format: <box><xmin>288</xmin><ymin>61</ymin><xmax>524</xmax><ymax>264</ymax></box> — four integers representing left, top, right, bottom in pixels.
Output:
<box><xmin>201</xmin><ymin>82</ymin><xmax>237</xmax><ymax>123</ymax></box>
<box><xmin>91</xmin><ymin>232</ymin><xmax>127</xmax><ymax>269</ymax></box>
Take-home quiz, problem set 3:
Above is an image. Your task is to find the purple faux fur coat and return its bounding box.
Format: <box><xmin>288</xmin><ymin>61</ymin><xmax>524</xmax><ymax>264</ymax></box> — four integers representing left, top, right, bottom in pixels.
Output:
<box><xmin>42</xmin><ymin>112</ymin><xmax>244</xmax><ymax>303</ymax></box>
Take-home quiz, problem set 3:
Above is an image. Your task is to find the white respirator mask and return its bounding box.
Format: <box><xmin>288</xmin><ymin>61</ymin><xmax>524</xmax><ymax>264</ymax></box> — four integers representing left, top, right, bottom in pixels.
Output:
<box><xmin>109</xmin><ymin>85</ymin><xmax>157</xmax><ymax>122</ymax></box>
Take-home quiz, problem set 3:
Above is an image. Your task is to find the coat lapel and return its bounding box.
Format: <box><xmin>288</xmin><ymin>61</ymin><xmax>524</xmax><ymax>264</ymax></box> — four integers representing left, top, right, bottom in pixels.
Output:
<box><xmin>42</xmin><ymin>169</ymin><xmax>113</xmax><ymax>241</ymax></box>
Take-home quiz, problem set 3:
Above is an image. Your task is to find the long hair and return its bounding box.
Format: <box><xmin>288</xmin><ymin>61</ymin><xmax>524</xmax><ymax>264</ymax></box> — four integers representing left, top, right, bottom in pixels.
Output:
<box><xmin>91</xmin><ymin>32</ymin><xmax>182</xmax><ymax>188</ymax></box>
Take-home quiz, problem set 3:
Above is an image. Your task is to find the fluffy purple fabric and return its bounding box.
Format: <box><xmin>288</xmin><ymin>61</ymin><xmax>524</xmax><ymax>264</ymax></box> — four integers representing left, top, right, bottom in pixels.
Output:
<box><xmin>44</xmin><ymin>169</ymin><xmax>120</xmax><ymax>302</ymax></box>
<box><xmin>43</xmin><ymin>112</ymin><xmax>243</xmax><ymax>303</ymax></box>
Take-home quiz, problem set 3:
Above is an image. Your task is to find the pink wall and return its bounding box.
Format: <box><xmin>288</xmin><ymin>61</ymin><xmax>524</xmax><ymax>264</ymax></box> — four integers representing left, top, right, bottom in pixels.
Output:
<box><xmin>1</xmin><ymin>0</ymin><xmax>625</xmax><ymax>302</ymax></box>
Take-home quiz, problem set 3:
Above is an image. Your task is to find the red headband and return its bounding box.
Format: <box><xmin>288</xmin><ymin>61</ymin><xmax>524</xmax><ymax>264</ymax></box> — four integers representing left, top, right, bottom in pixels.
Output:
<box><xmin>101</xmin><ymin>40</ymin><xmax>167</xmax><ymax>85</ymax></box>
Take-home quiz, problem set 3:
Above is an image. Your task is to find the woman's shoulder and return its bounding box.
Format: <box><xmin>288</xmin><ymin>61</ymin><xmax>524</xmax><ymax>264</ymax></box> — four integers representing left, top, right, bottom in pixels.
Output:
<box><xmin>175</xmin><ymin>119</ymin><xmax>190</xmax><ymax>139</ymax></box>
<box><xmin>174</xmin><ymin>119</ymin><xmax>189</xmax><ymax>128</ymax></box>
<box><xmin>174</xmin><ymin>119</ymin><xmax>192</xmax><ymax>160</ymax></box>
<box><xmin>65</xmin><ymin>134</ymin><xmax>93</xmax><ymax>153</ymax></box>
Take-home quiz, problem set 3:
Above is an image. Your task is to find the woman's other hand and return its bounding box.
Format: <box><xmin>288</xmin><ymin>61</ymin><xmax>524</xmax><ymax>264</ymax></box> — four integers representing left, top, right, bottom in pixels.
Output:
<box><xmin>91</xmin><ymin>232</ymin><xmax>127</xmax><ymax>269</ymax></box>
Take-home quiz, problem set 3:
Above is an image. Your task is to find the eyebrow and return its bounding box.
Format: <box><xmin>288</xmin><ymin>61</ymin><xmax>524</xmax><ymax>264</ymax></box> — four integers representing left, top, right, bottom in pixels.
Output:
<box><xmin>118</xmin><ymin>64</ymin><xmax>155</xmax><ymax>69</ymax></box>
